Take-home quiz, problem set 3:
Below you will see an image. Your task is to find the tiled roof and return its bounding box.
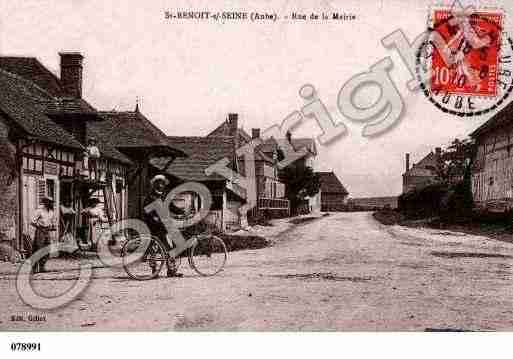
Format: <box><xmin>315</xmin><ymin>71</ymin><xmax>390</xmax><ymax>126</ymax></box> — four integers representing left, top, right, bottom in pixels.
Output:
<box><xmin>162</xmin><ymin>136</ymin><xmax>235</xmax><ymax>181</ymax></box>
<box><xmin>206</xmin><ymin>120</ymin><xmax>251</xmax><ymax>142</ymax></box>
<box><xmin>404</xmin><ymin>166</ymin><xmax>436</xmax><ymax>177</ymax></box>
<box><xmin>0</xmin><ymin>57</ymin><xmax>63</xmax><ymax>97</ymax></box>
<box><xmin>0</xmin><ymin>68</ymin><xmax>132</xmax><ymax>163</ymax></box>
<box><xmin>470</xmin><ymin>100</ymin><xmax>513</xmax><ymax>138</ymax></box>
<box><xmin>85</xmin><ymin>124</ymin><xmax>133</xmax><ymax>164</ymax></box>
<box><xmin>0</xmin><ymin>68</ymin><xmax>83</xmax><ymax>149</ymax></box>
<box><xmin>317</xmin><ymin>171</ymin><xmax>349</xmax><ymax>194</ymax></box>
<box><xmin>403</xmin><ymin>151</ymin><xmax>439</xmax><ymax>176</ymax></box>
<box><xmin>95</xmin><ymin>111</ymin><xmax>172</xmax><ymax>148</ymax></box>
<box><xmin>45</xmin><ymin>97</ymin><xmax>97</xmax><ymax>114</ymax></box>
<box><xmin>0</xmin><ymin>56</ymin><xmax>141</xmax><ymax>165</ymax></box>
<box><xmin>260</xmin><ymin>137</ymin><xmax>317</xmax><ymax>157</ymax></box>
<box><xmin>90</xmin><ymin>110</ymin><xmax>190</xmax><ymax>164</ymax></box>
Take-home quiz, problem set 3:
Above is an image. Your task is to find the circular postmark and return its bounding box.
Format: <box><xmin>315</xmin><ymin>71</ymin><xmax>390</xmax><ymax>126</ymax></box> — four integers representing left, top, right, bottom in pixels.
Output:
<box><xmin>416</xmin><ymin>8</ymin><xmax>513</xmax><ymax>116</ymax></box>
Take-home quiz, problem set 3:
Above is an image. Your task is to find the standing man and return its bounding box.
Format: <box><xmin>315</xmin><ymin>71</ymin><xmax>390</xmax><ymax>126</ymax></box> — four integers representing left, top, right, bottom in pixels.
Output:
<box><xmin>85</xmin><ymin>137</ymin><xmax>100</xmax><ymax>180</ymax></box>
<box><xmin>143</xmin><ymin>175</ymin><xmax>184</xmax><ymax>278</ymax></box>
<box><xmin>31</xmin><ymin>196</ymin><xmax>57</xmax><ymax>273</ymax></box>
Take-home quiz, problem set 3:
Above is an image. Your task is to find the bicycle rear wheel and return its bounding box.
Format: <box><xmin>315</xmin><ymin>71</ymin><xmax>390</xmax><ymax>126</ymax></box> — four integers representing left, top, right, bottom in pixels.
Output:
<box><xmin>121</xmin><ymin>236</ymin><xmax>167</xmax><ymax>280</ymax></box>
<box><xmin>189</xmin><ymin>235</ymin><xmax>227</xmax><ymax>276</ymax></box>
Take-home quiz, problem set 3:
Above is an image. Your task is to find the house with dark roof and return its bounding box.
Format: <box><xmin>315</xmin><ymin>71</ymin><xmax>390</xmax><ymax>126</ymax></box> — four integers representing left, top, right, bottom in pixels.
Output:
<box><xmin>317</xmin><ymin>171</ymin><xmax>349</xmax><ymax>211</ymax></box>
<box><xmin>402</xmin><ymin>148</ymin><xmax>442</xmax><ymax>194</ymax></box>
<box><xmin>0</xmin><ymin>52</ymin><xmax>184</xmax><ymax>254</ymax></box>
<box><xmin>91</xmin><ymin>108</ymin><xmax>185</xmax><ymax>218</ymax></box>
<box><xmin>162</xmin><ymin>114</ymin><xmax>290</xmax><ymax>230</ymax></box>
<box><xmin>164</xmin><ymin>135</ymin><xmax>240</xmax><ymax>230</ymax></box>
<box><xmin>470</xmin><ymin>100</ymin><xmax>513</xmax><ymax>211</ymax></box>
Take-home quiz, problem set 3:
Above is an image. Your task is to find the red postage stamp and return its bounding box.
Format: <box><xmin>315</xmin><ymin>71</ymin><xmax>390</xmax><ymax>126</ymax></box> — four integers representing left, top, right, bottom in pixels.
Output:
<box><xmin>430</xmin><ymin>9</ymin><xmax>503</xmax><ymax>97</ymax></box>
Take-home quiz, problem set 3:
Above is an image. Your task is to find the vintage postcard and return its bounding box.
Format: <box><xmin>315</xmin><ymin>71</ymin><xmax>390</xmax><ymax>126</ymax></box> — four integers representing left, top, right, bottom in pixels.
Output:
<box><xmin>1</xmin><ymin>0</ymin><xmax>513</xmax><ymax>356</ymax></box>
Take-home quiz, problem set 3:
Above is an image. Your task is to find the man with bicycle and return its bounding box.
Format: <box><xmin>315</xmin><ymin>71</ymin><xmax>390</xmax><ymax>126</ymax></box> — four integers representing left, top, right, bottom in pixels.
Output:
<box><xmin>143</xmin><ymin>175</ymin><xmax>184</xmax><ymax>278</ymax></box>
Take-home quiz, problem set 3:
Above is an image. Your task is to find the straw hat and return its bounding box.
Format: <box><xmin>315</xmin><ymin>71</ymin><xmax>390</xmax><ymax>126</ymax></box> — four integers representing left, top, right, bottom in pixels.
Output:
<box><xmin>150</xmin><ymin>174</ymin><xmax>169</xmax><ymax>187</ymax></box>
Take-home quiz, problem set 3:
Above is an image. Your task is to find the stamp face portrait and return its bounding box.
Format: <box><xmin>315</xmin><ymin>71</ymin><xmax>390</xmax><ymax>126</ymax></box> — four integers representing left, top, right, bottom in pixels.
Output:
<box><xmin>416</xmin><ymin>7</ymin><xmax>513</xmax><ymax>116</ymax></box>
<box><xmin>431</xmin><ymin>9</ymin><xmax>502</xmax><ymax>97</ymax></box>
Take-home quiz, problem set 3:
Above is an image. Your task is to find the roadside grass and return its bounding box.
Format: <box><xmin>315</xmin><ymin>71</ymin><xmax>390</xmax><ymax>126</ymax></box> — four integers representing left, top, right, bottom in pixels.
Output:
<box><xmin>289</xmin><ymin>213</ymin><xmax>329</xmax><ymax>225</ymax></box>
<box><xmin>374</xmin><ymin>208</ymin><xmax>513</xmax><ymax>243</ymax></box>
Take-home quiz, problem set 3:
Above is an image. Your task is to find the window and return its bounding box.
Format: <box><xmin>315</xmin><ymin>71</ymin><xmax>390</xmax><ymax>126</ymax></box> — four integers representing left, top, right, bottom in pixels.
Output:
<box><xmin>46</xmin><ymin>179</ymin><xmax>55</xmax><ymax>199</ymax></box>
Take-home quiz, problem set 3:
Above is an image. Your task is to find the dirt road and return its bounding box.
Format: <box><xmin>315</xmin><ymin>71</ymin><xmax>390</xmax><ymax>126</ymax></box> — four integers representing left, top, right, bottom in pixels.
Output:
<box><xmin>2</xmin><ymin>212</ymin><xmax>513</xmax><ymax>331</ymax></box>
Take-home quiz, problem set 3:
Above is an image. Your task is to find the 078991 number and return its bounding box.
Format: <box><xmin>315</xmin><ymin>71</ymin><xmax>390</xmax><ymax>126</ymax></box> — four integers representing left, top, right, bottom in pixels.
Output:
<box><xmin>10</xmin><ymin>343</ymin><xmax>41</xmax><ymax>351</ymax></box>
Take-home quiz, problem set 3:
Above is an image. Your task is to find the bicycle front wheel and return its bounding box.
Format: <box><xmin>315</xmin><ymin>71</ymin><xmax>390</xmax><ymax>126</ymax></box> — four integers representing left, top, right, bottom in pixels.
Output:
<box><xmin>189</xmin><ymin>235</ymin><xmax>227</xmax><ymax>276</ymax></box>
<box><xmin>121</xmin><ymin>236</ymin><xmax>167</xmax><ymax>280</ymax></box>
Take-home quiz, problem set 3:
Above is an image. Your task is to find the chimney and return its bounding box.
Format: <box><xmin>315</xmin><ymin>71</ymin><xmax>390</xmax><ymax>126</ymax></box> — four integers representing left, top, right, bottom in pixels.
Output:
<box><xmin>286</xmin><ymin>131</ymin><xmax>292</xmax><ymax>144</ymax></box>
<box><xmin>435</xmin><ymin>147</ymin><xmax>442</xmax><ymax>156</ymax></box>
<box><xmin>228</xmin><ymin>113</ymin><xmax>239</xmax><ymax>170</ymax></box>
<box><xmin>60</xmin><ymin>52</ymin><xmax>83</xmax><ymax>98</ymax></box>
<box><xmin>252</xmin><ymin>128</ymin><xmax>260</xmax><ymax>139</ymax></box>
<box><xmin>228</xmin><ymin>113</ymin><xmax>238</xmax><ymax>136</ymax></box>
<box><xmin>405</xmin><ymin>153</ymin><xmax>410</xmax><ymax>172</ymax></box>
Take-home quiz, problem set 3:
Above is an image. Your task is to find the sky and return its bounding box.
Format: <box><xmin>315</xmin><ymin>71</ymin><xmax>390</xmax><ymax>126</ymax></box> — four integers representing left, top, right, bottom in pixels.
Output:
<box><xmin>1</xmin><ymin>0</ymin><xmax>511</xmax><ymax>197</ymax></box>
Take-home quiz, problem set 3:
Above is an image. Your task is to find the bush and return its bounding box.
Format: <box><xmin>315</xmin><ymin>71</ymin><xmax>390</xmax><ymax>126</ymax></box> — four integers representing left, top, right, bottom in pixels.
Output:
<box><xmin>218</xmin><ymin>234</ymin><xmax>270</xmax><ymax>252</ymax></box>
<box><xmin>399</xmin><ymin>183</ymin><xmax>449</xmax><ymax>219</ymax></box>
<box><xmin>373</xmin><ymin>209</ymin><xmax>403</xmax><ymax>225</ymax></box>
<box><xmin>399</xmin><ymin>180</ymin><xmax>473</xmax><ymax>222</ymax></box>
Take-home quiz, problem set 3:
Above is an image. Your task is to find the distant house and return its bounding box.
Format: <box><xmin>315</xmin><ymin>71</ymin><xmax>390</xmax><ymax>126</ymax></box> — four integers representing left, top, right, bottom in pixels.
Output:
<box><xmin>163</xmin><ymin>114</ymin><xmax>288</xmax><ymax>230</ymax></box>
<box><xmin>347</xmin><ymin>196</ymin><xmax>398</xmax><ymax>210</ymax></box>
<box><xmin>317</xmin><ymin>171</ymin><xmax>349</xmax><ymax>212</ymax></box>
<box><xmin>164</xmin><ymin>133</ymin><xmax>242</xmax><ymax>231</ymax></box>
<box><xmin>207</xmin><ymin>114</ymin><xmax>289</xmax><ymax>222</ymax></box>
<box><xmin>470</xmin><ymin>101</ymin><xmax>513</xmax><ymax>211</ymax></box>
<box><xmin>402</xmin><ymin>148</ymin><xmax>442</xmax><ymax>193</ymax></box>
<box><xmin>259</xmin><ymin>132</ymin><xmax>319</xmax><ymax>214</ymax></box>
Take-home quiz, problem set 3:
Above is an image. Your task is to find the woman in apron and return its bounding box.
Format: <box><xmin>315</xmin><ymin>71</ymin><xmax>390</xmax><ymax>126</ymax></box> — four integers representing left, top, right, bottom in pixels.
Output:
<box><xmin>85</xmin><ymin>198</ymin><xmax>107</xmax><ymax>250</ymax></box>
<box><xmin>31</xmin><ymin>196</ymin><xmax>56</xmax><ymax>273</ymax></box>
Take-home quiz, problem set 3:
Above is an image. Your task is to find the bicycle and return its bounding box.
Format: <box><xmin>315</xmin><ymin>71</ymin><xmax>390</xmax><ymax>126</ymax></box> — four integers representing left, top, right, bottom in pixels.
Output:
<box><xmin>120</xmin><ymin>231</ymin><xmax>228</xmax><ymax>280</ymax></box>
<box><xmin>75</xmin><ymin>222</ymin><xmax>110</xmax><ymax>252</ymax></box>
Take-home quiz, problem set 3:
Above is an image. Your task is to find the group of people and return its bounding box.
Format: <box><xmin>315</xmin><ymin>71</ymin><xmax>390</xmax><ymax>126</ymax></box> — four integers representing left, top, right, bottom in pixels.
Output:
<box><xmin>29</xmin><ymin>173</ymin><xmax>184</xmax><ymax>278</ymax></box>
<box><xmin>30</xmin><ymin>195</ymin><xmax>108</xmax><ymax>273</ymax></box>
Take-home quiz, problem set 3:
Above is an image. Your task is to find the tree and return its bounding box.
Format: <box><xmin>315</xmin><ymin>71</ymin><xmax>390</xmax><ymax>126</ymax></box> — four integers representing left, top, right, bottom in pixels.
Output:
<box><xmin>437</xmin><ymin>137</ymin><xmax>476</xmax><ymax>220</ymax></box>
<box><xmin>279</xmin><ymin>165</ymin><xmax>320</xmax><ymax>213</ymax></box>
<box><xmin>437</xmin><ymin>137</ymin><xmax>476</xmax><ymax>183</ymax></box>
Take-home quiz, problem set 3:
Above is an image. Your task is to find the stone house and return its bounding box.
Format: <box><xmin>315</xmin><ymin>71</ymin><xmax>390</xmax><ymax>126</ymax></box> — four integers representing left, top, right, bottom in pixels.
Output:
<box><xmin>402</xmin><ymin>148</ymin><xmax>442</xmax><ymax>194</ymax></box>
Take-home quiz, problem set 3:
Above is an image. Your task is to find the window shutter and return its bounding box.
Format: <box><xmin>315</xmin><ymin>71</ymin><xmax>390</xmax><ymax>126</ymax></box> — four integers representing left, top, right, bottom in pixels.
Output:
<box><xmin>37</xmin><ymin>179</ymin><xmax>46</xmax><ymax>206</ymax></box>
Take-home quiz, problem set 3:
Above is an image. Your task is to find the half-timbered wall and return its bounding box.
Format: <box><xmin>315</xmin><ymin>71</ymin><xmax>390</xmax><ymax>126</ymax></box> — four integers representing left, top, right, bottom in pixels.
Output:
<box><xmin>0</xmin><ymin>119</ymin><xmax>17</xmax><ymax>246</ymax></box>
<box><xmin>472</xmin><ymin>126</ymin><xmax>513</xmax><ymax>205</ymax></box>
